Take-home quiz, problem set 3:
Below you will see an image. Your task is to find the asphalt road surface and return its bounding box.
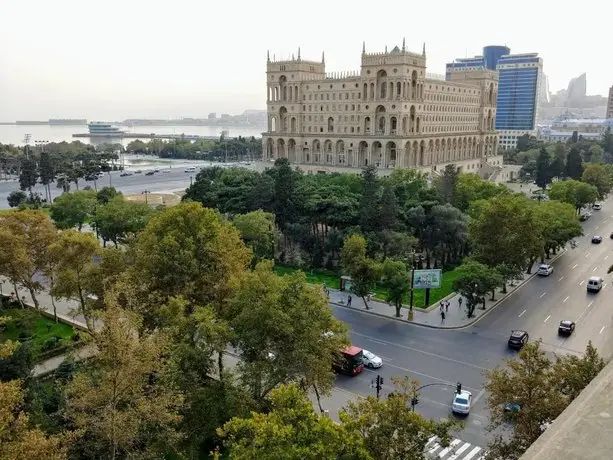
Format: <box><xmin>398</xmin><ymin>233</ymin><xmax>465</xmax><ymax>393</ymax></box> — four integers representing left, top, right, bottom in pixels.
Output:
<box><xmin>0</xmin><ymin>162</ymin><xmax>255</xmax><ymax>209</ymax></box>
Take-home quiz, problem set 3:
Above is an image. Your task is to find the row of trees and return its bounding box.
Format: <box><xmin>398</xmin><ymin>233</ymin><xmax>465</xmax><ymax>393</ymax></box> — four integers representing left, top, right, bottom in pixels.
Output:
<box><xmin>125</xmin><ymin>135</ymin><xmax>262</xmax><ymax>161</ymax></box>
<box><xmin>0</xmin><ymin>203</ymin><xmax>460</xmax><ymax>459</ymax></box>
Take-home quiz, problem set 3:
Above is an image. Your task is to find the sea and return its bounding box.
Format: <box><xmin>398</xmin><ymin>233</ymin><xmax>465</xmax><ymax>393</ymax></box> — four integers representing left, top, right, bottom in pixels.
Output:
<box><xmin>0</xmin><ymin>124</ymin><xmax>265</xmax><ymax>147</ymax></box>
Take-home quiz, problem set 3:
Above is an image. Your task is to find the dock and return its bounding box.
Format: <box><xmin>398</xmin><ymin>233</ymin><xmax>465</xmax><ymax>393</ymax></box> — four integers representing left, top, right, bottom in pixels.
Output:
<box><xmin>72</xmin><ymin>132</ymin><xmax>223</xmax><ymax>141</ymax></box>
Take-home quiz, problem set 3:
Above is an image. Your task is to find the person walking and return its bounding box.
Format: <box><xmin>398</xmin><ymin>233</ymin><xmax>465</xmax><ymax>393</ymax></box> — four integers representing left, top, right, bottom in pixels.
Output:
<box><xmin>347</xmin><ymin>295</ymin><xmax>352</xmax><ymax>307</ymax></box>
<box><xmin>441</xmin><ymin>310</ymin><xmax>446</xmax><ymax>323</ymax></box>
<box><xmin>445</xmin><ymin>301</ymin><xmax>449</xmax><ymax>313</ymax></box>
<box><xmin>458</xmin><ymin>296</ymin><xmax>463</xmax><ymax>309</ymax></box>
<box><xmin>439</xmin><ymin>302</ymin><xmax>444</xmax><ymax>312</ymax></box>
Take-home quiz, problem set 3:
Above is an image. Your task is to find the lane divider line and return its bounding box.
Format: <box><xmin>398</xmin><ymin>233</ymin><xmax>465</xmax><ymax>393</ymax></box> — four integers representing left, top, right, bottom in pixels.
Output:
<box><xmin>519</xmin><ymin>309</ymin><xmax>526</xmax><ymax>317</ymax></box>
<box><xmin>539</xmin><ymin>292</ymin><xmax>547</xmax><ymax>298</ymax></box>
<box><xmin>544</xmin><ymin>315</ymin><xmax>551</xmax><ymax>323</ymax></box>
<box><xmin>563</xmin><ymin>296</ymin><xmax>569</xmax><ymax>303</ymax></box>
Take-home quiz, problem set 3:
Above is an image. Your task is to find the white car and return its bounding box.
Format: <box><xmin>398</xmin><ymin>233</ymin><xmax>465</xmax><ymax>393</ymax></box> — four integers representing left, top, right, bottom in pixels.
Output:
<box><xmin>593</xmin><ymin>203</ymin><xmax>602</xmax><ymax>210</ymax></box>
<box><xmin>537</xmin><ymin>264</ymin><xmax>553</xmax><ymax>276</ymax></box>
<box><xmin>452</xmin><ymin>390</ymin><xmax>472</xmax><ymax>415</ymax></box>
<box><xmin>361</xmin><ymin>349</ymin><xmax>382</xmax><ymax>368</ymax></box>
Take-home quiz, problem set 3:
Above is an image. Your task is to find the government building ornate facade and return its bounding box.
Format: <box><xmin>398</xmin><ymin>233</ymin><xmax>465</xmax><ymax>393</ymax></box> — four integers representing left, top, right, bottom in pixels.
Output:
<box><xmin>261</xmin><ymin>41</ymin><xmax>501</xmax><ymax>175</ymax></box>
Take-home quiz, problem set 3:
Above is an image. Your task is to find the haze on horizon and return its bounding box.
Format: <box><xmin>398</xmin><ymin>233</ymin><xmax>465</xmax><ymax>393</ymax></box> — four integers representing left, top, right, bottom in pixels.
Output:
<box><xmin>1</xmin><ymin>0</ymin><xmax>611</xmax><ymax>122</ymax></box>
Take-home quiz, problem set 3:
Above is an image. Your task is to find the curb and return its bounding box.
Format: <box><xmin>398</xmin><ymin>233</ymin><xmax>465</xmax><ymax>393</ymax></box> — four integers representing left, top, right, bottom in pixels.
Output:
<box><xmin>330</xmin><ymin>248</ymin><xmax>568</xmax><ymax>331</ymax></box>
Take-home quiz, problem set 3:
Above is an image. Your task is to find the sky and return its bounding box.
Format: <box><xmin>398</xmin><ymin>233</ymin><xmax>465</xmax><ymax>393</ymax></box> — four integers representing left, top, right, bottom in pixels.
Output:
<box><xmin>1</xmin><ymin>0</ymin><xmax>611</xmax><ymax>121</ymax></box>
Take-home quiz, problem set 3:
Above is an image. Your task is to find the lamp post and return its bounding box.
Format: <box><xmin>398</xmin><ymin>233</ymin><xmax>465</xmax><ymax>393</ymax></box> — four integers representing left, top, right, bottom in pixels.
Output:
<box><xmin>410</xmin><ymin>382</ymin><xmax>462</xmax><ymax>412</ymax></box>
<box><xmin>142</xmin><ymin>190</ymin><xmax>151</xmax><ymax>204</ymax></box>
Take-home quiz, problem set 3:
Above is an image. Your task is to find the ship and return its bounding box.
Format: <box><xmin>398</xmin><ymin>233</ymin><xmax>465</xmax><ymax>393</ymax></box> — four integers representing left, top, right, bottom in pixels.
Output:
<box><xmin>87</xmin><ymin>122</ymin><xmax>127</xmax><ymax>138</ymax></box>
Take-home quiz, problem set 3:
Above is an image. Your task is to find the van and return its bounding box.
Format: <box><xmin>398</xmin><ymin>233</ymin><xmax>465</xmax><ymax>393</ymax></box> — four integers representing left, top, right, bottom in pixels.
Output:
<box><xmin>586</xmin><ymin>276</ymin><xmax>603</xmax><ymax>293</ymax></box>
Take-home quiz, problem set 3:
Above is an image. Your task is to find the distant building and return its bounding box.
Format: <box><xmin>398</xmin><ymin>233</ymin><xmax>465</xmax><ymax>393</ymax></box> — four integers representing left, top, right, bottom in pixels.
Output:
<box><xmin>208</xmin><ymin>113</ymin><xmax>217</xmax><ymax>120</ymax></box>
<box><xmin>447</xmin><ymin>47</ymin><xmax>543</xmax><ymax>150</ymax></box>
<box><xmin>538</xmin><ymin>117</ymin><xmax>607</xmax><ymax>142</ymax></box>
<box><xmin>566</xmin><ymin>73</ymin><xmax>587</xmax><ymax>105</ymax></box>
<box><xmin>262</xmin><ymin>41</ymin><xmax>500</xmax><ymax>175</ymax></box>
<box><xmin>607</xmin><ymin>86</ymin><xmax>613</xmax><ymax>119</ymax></box>
<box><xmin>221</xmin><ymin>114</ymin><xmax>231</xmax><ymax>119</ymax></box>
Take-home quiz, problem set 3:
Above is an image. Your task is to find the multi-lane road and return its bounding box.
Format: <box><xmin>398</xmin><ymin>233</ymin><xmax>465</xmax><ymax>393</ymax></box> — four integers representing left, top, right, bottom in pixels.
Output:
<box><xmin>331</xmin><ymin>197</ymin><xmax>613</xmax><ymax>449</ymax></box>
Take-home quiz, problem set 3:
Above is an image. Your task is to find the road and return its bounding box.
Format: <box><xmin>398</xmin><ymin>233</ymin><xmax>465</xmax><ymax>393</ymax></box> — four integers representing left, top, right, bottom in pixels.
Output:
<box><xmin>0</xmin><ymin>161</ymin><xmax>255</xmax><ymax>209</ymax></box>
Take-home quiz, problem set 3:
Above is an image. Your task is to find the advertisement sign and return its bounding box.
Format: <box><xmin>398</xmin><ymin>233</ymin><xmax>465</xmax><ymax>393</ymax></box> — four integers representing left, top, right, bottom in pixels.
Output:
<box><xmin>412</xmin><ymin>269</ymin><xmax>442</xmax><ymax>289</ymax></box>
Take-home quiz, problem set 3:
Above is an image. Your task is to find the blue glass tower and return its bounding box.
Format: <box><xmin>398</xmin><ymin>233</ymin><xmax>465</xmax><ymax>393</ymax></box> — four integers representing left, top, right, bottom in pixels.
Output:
<box><xmin>483</xmin><ymin>46</ymin><xmax>510</xmax><ymax>70</ymax></box>
<box><xmin>495</xmin><ymin>53</ymin><xmax>542</xmax><ymax>132</ymax></box>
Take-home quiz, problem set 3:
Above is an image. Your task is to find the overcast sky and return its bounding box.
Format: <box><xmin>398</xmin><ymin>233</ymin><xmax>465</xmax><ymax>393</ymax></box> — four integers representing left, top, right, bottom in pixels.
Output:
<box><xmin>1</xmin><ymin>0</ymin><xmax>611</xmax><ymax>121</ymax></box>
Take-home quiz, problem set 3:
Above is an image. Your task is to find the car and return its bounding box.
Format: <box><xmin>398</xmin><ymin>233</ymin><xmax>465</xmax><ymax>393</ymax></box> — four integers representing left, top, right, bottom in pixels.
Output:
<box><xmin>452</xmin><ymin>390</ymin><xmax>472</xmax><ymax>415</ymax></box>
<box><xmin>592</xmin><ymin>235</ymin><xmax>603</xmax><ymax>244</ymax></box>
<box><xmin>119</xmin><ymin>172</ymin><xmax>133</xmax><ymax>177</ymax></box>
<box><xmin>504</xmin><ymin>402</ymin><xmax>521</xmax><ymax>413</ymax></box>
<box><xmin>154</xmin><ymin>168</ymin><xmax>160</xmax><ymax>173</ymax></box>
<box><xmin>610</xmin><ymin>232</ymin><xmax>613</xmax><ymax>240</ymax></box>
<box><xmin>145</xmin><ymin>171</ymin><xmax>155</xmax><ymax>176</ymax></box>
<box><xmin>508</xmin><ymin>330</ymin><xmax>529</xmax><ymax>350</ymax></box>
<box><xmin>134</xmin><ymin>170</ymin><xmax>143</xmax><ymax>174</ymax></box>
<box><xmin>361</xmin><ymin>349</ymin><xmax>382</xmax><ymax>368</ymax></box>
<box><xmin>579</xmin><ymin>213</ymin><xmax>591</xmax><ymax>221</ymax></box>
<box><xmin>537</xmin><ymin>264</ymin><xmax>554</xmax><ymax>276</ymax></box>
<box><xmin>586</xmin><ymin>276</ymin><xmax>603</xmax><ymax>292</ymax></box>
<box><xmin>593</xmin><ymin>203</ymin><xmax>602</xmax><ymax>210</ymax></box>
<box><xmin>162</xmin><ymin>169</ymin><xmax>171</xmax><ymax>174</ymax></box>
<box><xmin>185</xmin><ymin>166</ymin><xmax>197</xmax><ymax>173</ymax></box>
<box><xmin>558</xmin><ymin>320</ymin><xmax>576</xmax><ymax>335</ymax></box>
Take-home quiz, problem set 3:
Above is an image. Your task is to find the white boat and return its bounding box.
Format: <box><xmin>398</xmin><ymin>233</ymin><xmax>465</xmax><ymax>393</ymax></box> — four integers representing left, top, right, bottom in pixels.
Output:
<box><xmin>88</xmin><ymin>122</ymin><xmax>127</xmax><ymax>137</ymax></box>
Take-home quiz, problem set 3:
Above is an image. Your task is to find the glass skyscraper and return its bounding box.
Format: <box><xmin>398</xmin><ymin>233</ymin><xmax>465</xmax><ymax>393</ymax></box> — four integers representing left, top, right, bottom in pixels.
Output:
<box><xmin>446</xmin><ymin>47</ymin><xmax>543</xmax><ymax>149</ymax></box>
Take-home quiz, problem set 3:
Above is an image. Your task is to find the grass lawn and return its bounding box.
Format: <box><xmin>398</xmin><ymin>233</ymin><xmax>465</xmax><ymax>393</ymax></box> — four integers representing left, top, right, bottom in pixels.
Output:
<box><xmin>273</xmin><ymin>264</ymin><xmax>461</xmax><ymax>309</ymax></box>
<box><xmin>0</xmin><ymin>308</ymin><xmax>76</xmax><ymax>353</ymax></box>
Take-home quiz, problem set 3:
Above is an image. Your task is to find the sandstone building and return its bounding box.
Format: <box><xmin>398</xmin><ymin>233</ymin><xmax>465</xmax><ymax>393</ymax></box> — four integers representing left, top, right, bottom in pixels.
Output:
<box><xmin>262</xmin><ymin>41</ymin><xmax>501</xmax><ymax>175</ymax></box>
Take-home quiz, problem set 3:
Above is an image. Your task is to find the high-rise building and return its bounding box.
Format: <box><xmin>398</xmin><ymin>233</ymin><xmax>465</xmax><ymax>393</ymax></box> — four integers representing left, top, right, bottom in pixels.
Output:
<box><xmin>447</xmin><ymin>47</ymin><xmax>543</xmax><ymax>150</ymax></box>
<box><xmin>262</xmin><ymin>42</ymin><xmax>500</xmax><ymax>174</ymax></box>
<box><xmin>607</xmin><ymin>86</ymin><xmax>613</xmax><ymax>119</ymax></box>
<box><xmin>566</xmin><ymin>73</ymin><xmax>587</xmax><ymax>104</ymax></box>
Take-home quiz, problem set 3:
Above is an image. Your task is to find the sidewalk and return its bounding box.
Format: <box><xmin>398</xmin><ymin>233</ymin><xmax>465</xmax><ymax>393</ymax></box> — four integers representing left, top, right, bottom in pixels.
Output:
<box><xmin>329</xmin><ymin>250</ymin><xmax>566</xmax><ymax>329</ymax></box>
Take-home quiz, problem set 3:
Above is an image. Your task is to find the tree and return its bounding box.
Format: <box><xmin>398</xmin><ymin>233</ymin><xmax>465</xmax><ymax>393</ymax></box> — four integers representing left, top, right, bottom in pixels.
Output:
<box><xmin>484</xmin><ymin>341</ymin><xmax>603</xmax><ymax>459</ymax></box>
<box><xmin>548</xmin><ymin>179</ymin><xmax>598</xmax><ymax>211</ymax></box>
<box><xmin>96</xmin><ymin>186</ymin><xmax>122</xmax><ymax>204</ymax></box>
<box><xmin>535</xmin><ymin>200</ymin><xmax>583</xmax><ymax>258</ymax></box>
<box><xmin>50</xmin><ymin>190</ymin><xmax>97</xmax><ymax>231</ymax></box>
<box><xmin>359</xmin><ymin>165</ymin><xmax>380</xmax><ymax>232</ymax></box>
<box><xmin>534</xmin><ymin>147</ymin><xmax>551</xmax><ymax>188</ymax></box>
<box><xmin>452</xmin><ymin>259</ymin><xmax>502</xmax><ymax>317</ymax></box>
<box><xmin>7</xmin><ymin>190</ymin><xmax>27</xmax><ymax>208</ymax></box>
<box><xmin>581</xmin><ymin>163</ymin><xmax>613</xmax><ymax>199</ymax></box>
<box><xmin>64</xmin><ymin>306</ymin><xmax>184</xmax><ymax>460</ymax></box>
<box><xmin>602</xmin><ymin>127</ymin><xmax>613</xmax><ymax>154</ymax></box>
<box><xmin>48</xmin><ymin>230</ymin><xmax>100</xmax><ymax>332</ymax></box>
<box><xmin>340</xmin><ymin>376</ymin><xmax>459</xmax><ymax>460</ymax></box>
<box><xmin>565</xmin><ymin>145</ymin><xmax>584</xmax><ymax>179</ymax></box>
<box><xmin>271</xmin><ymin>158</ymin><xmax>299</xmax><ymax>230</ymax></box>
<box><xmin>216</xmin><ymin>383</ymin><xmax>371</xmax><ymax>460</ymax></box>
<box><xmin>379</xmin><ymin>185</ymin><xmax>398</xmax><ymax>230</ymax></box>
<box><xmin>380</xmin><ymin>259</ymin><xmax>410</xmax><ymax>317</ymax></box>
<box><xmin>233</xmin><ymin>210</ymin><xmax>276</xmax><ymax>265</ymax></box>
<box><xmin>0</xmin><ymin>348</ymin><xmax>72</xmax><ymax>460</ymax></box>
<box><xmin>38</xmin><ymin>151</ymin><xmax>55</xmax><ymax>202</ymax></box>
<box><xmin>469</xmin><ymin>195</ymin><xmax>543</xmax><ymax>273</ymax></box>
<box><xmin>229</xmin><ymin>261</ymin><xmax>348</xmax><ymax>405</ymax></box>
<box><xmin>453</xmin><ymin>173</ymin><xmax>509</xmax><ymax>212</ymax></box>
<box><xmin>18</xmin><ymin>157</ymin><xmax>38</xmax><ymax>198</ymax></box>
<box><xmin>92</xmin><ymin>197</ymin><xmax>153</xmax><ymax>247</ymax></box>
<box><xmin>341</xmin><ymin>234</ymin><xmax>379</xmax><ymax>309</ymax></box>
<box><xmin>438</xmin><ymin>164</ymin><xmax>459</xmax><ymax>204</ymax></box>
<box><xmin>0</xmin><ymin>210</ymin><xmax>57</xmax><ymax>309</ymax></box>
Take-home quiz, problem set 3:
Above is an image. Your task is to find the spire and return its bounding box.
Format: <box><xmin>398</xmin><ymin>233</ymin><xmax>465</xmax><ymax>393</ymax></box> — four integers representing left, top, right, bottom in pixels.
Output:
<box><xmin>292</xmin><ymin>53</ymin><xmax>295</xmax><ymax>60</ymax></box>
<box><xmin>385</xmin><ymin>45</ymin><xmax>388</xmax><ymax>53</ymax></box>
<box><xmin>298</xmin><ymin>47</ymin><xmax>301</xmax><ymax>60</ymax></box>
<box><xmin>322</xmin><ymin>51</ymin><xmax>325</xmax><ymax>64</ymax></box>
<box><xmin>402</xmin><ymin>37</ymin><xmax>406</xmax><ymax>52</ymax></box>
<box><xmin>362</xmin><ymin>41</ymin><xmax>366</xmax><ymax>54</ymax></box>
<box><xmin>267</xmin><ymin>50</ymin><xmax>270</xmax><ymax>62</ymax></box>
<box><xmin>422</xmin><ymin>43</ymin><xmax>426</xmax><ymax>57</ymax></box>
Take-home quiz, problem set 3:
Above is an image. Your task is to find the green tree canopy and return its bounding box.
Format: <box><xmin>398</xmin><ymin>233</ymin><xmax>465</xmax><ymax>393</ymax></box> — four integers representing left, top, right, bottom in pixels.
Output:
<box><xmin>50</xmin><ymin>190</ymin><xmax>97</xmax><ymax>230</ymax></box>
<box><xmin>548</xmin><ymin>179</ymin><xmax>598</xmax><ymax>211</ymax></box>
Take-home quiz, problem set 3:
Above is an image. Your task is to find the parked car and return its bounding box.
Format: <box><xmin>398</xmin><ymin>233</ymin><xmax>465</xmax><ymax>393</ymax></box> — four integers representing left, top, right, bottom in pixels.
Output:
<box><xmin>145</xmin><ymin>171</ymin><xmax>155</xmax><ymax>176</ymax></box>
<box><xmin>592</xmin><ymin>235</ymin><xmax>603</xmax><ymax>244</ymax></box>
<box><xmin>558</xmin><ymin>320</ymin><xmax>576</xmax><ymax>335</ymax></box>
<box><xmin>593</xmin><ymin>203</ymin><xmax>602</xmax><ymax>210</ymax></box>
<box><xmin>508</xmin><ymin>330</ymin><xmax>529</xmax><ymax>350</ymax></box>
<box><xmin>537</xmin><ymin>264</ymin><xmax>553</xmax><ymax>276</ymax></box>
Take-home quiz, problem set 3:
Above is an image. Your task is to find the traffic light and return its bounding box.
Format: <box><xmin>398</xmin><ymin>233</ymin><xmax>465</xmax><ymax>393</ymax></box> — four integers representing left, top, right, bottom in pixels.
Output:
<box><xmin>456</xmin><ymin>382</ymin><xmax>462</xmax><ymax>394</ymax></box>
<box><xmin>411</xmin><ymin>396</ymin><xmax>419</xmax><ymax>408</ymax></box>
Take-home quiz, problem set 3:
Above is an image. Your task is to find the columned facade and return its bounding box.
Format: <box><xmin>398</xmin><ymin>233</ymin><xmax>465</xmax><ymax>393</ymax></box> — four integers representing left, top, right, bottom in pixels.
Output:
<box><xmin>262</xmin><ymin>43</ymin><xmax>499</xmax><ymax>172</ymax></box>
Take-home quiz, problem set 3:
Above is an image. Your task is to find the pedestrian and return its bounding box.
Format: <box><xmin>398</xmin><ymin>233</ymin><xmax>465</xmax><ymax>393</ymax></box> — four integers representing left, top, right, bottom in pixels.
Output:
<box><xmin>347</xmin><ymin>295</ymin><xmax>352</xmax><ymax>307</ymax></box>
<box><xmin>458</xmin><ymin>296</ymin><xmax>463</xmax><ymax>308</ymax></box>
<box><xmin>439</xmin><ymin>301</ymin><xmax>444</xmax><ymax>312</ymax></box>
<box><xmin>441</xmin><ymin>310</ymin><xmax>445</xmax><ymax>322</ymax></box>
<box><xmin>445</xmin><ymin>301</ymin><xmax>449</xmax><ymax>313</ymax></box>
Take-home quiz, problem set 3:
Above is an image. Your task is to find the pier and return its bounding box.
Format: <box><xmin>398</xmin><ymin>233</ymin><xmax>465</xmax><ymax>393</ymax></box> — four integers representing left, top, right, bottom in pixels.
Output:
<box><xmin>72</xmin><ymin>132</ymin><xmax>224</xmax><ymax>141</ymax></box>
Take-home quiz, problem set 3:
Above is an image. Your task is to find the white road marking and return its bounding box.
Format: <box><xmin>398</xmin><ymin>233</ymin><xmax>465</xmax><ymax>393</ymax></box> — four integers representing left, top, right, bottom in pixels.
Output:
<box><xmin>563</xmin><ymin>296</ymin><xmax>569</xmax><ymax>303</ymax></box>
<box><xmin>580</xmin><ymin>280</ymin><xmax>585</xmax><ymax>286</ymax></box>
<box><xmin>437</xmin><ymin>439</ymin><xmax>462</xmax><ymax>457</ymax></box>
<box><xmin>596</xmin><ymin>225</ymin><xmax>600</xmax><ymax>230</ymax></box>
<box><xmin>600</xmin><ymin>326</ymin><xmax>606</xmax><ymax>334</ymax></box>
<box><xmin>588</xmin><ymin>301</ymin><xmax>594</xmax><ymax>308</ymax></box>
<box><xmin>448</xmin><ymin>443</ymin><xmax>472</xmax><ymax>460</ymax></box>
<box><xmin>585</xmin><ymin>253</ymin><xmax>590</xmax><ymax>258</ymax></box>
<box><xmin>539</xmin><ymin>292</ymin><xmax>546</xmax><ymax>298</ymax></box>
<box><xmin>366</xmin><ymin>338</ymin><xmax>387</xmax><ymax>346</ymax></box>
<box><xmin>472</xmin><ymin>388</ymin><xmax>486</xmax><ymax>405</ymax></box>
<box><xmin>519</xmin><ymin>309</ymin><xmax>526</xmax><ymax>317</ymax></box>
<box><xmin>558</xmin><ymin>276</ymin><xmax>564</xmax><ymax>281</ymax></box>
<box><xmin>593</xmin><ymin>266</ymin><xmax>598</xmax><ymax>272</ymax></box>
<box><xmin>572</xmin><ymin>264</ymin><xmax>578</xmax><ymax>269</ymax></box>
<box><xmin>544</xmin><ymin>315</ymin><xmax>551</xmax><ymax>323</ymax></box>
<box><xmin>464</xmin><ymin>447</ymin><xmax>483</xmax><ymax>460</ymax></box>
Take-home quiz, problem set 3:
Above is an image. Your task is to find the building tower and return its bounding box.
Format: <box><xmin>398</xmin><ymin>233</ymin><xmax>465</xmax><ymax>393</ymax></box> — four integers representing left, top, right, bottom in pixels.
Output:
<box><xmin>606</xmin><ymin>85</ymin><xmax>613</xmax><ymax>119</ymax></box>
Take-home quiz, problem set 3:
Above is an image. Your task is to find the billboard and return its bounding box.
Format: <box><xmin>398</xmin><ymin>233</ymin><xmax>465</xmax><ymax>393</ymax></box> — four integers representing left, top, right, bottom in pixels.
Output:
<box><xmin>412</xmin><ymin>269</ymin><xmax>442</xmax><ymax>289</ymax></box>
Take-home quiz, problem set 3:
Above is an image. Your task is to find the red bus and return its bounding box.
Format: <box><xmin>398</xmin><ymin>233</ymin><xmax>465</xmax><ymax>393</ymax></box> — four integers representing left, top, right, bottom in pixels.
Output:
<box><xmin>333</xmin><ymin>345</ymin><xmax>364</xmax><ymax>376</ymax></box>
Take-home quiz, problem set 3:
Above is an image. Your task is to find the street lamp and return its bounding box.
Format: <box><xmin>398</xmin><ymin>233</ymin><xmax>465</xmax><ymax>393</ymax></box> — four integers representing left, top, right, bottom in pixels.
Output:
<box><xmin>410</xmin><ymin>382</ymin><xmax>463</xmax><ymax>412</ymax></box>
<box><xmin>142</xmin><ymin>189</ymin><xmax>151</xmax><ymax>204</ymax></box>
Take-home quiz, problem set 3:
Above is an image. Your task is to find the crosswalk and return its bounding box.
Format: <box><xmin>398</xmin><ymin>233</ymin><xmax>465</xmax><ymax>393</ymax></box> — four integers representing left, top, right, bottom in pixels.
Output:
<box><xmin>425</xmin><ymin>436</ymin><xmax>487</xmax><ymax>460</ymax></box>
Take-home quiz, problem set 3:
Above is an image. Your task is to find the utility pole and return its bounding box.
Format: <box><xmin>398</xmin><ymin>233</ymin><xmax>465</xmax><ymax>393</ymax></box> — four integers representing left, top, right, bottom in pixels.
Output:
<box><xmin>371</xmin><ymin>375</ymin><xmax>384</xmax><ymax>399</ymax></box>
<box><xmin>142</xmin><ymin>189</ymin><xmax>151</xmax><ymax>204</ymax></box>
